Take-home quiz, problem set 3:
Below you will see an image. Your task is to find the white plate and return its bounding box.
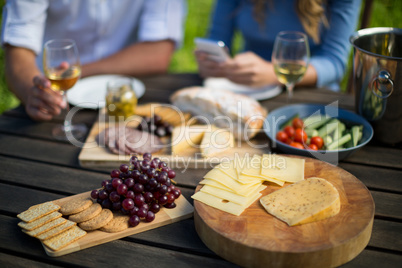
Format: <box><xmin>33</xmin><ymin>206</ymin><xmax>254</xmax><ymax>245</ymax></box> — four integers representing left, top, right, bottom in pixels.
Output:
<box><xmin>67</xmin><ymin>75</ymin><xmax>145</xmax><ymax>109</ymax></box>
<box><xmin>203</xmin><ymin>78</ymin><xmax>282</xmax><ymax>100</ymax></box>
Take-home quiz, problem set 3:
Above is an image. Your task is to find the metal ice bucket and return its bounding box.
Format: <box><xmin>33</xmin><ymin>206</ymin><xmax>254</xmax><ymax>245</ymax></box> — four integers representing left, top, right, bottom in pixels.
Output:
<box><xmin>350</xmin><ymin>27</ymin><xmax>402</xmax><ymax>144</ymax></box>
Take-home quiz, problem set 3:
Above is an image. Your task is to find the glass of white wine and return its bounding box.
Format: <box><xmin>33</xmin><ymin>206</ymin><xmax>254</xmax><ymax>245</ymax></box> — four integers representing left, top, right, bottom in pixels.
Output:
<box><xmin>43</xmin><ymin>39</ymin><xmax>87</xmax><ymax>140</ymax></box>
<box><xmin>272</xmin><ymin>31</ymin><xmax>310</xmax><ymax>101</ymax></box>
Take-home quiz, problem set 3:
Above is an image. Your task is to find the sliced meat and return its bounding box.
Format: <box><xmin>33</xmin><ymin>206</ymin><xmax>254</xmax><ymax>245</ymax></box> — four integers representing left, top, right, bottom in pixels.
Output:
<box><xmin>105</xmin><ymin>127</ymin><xmax>120</xmax><ymax>154</ymax></box>
<box><xmin>96</xmin><ymin>128</ymin><xmax>109</xmax><ymax>148</ymax></box>
<box><xmin>97</xmin><ymin>126</ymin><xmax>163</xmax><ymax>155</ymax></box>
<box><xmin>124</xmin><ymin>129</ymin><xmax>163</xmax><ymax>154</ymax></box>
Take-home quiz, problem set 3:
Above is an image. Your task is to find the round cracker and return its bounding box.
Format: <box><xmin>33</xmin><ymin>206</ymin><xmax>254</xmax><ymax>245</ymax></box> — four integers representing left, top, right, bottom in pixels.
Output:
<box><xmin>60</xmin><ymin>198</ymin><xmax>93</xmax><ymax>216</ymax></box>
<box><xmin>100</xmin><ymin>214</ymin><xmax>130</xmax><ymax>233</ymax></box>
<box><xmin>79</xmin><ymin>209</ymin><xmax>113</xmax><ymax>231</ymax></box>
<box><xmin>69</xmin><ymin>203</ymin><xmax>102</xmax><ymax>223</ymax></box>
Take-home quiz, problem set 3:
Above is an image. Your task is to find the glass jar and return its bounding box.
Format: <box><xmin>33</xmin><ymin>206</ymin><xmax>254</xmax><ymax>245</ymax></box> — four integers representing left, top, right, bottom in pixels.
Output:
<box><xmin>106</xmin><ymin>77</ymin><xmax>138</xmax><ymax>121</ymax></box>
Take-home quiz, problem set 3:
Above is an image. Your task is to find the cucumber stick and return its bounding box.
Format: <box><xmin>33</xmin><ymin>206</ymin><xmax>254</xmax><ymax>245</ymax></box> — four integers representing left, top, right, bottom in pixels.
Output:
<box><xmin>333</xmin><ymin>122</ymin><xmax>346</xmax><ymax>141</ymax></box>
<box><xmin>305</xmin><ymin>128</ymin><xmax>318</xmax><ymax>137</ymax></box>
<box><xmin>304</xmin><ymin>115</ymin><xmax>331</xmax><ymax>130</ymax></box>
<box><xmin>317</xmin><ymin>119</ymin><xmax>340</xmax><ymax>138</ymax></box>
<box><xmin>327</xmin><ymin>133</ymin><xmax>352</xmax><ymax>150</ymax></box>
<box><xmin>324</xmin><ymin>135</ymin><xmax>333</xmax><ymax>146</ymax></box>
<box><xmin>351</xmin><ymin>125</ymin><xmax>363</xmax><ymax>147</ymax></box>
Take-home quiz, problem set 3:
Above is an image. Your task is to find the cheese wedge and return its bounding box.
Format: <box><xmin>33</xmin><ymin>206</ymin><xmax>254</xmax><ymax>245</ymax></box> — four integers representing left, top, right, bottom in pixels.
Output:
<box><xmin>260</xmin><ymin>154</ymin><xmax>304</xmax><ymax>183</ymax></box>
<box><xmin>200</xmin><ymin>126</ymin><xmax>234</xmax><ymax>158</ymax></box>
<box><xmin>260</xmin><ymin>177</ymin><xmax>340</xmax><ymax>226</ymax></box>
<box><xmin>171</xmin><ymin>125</ymin><xmax>208</xmax><ymax>155</ymax></box>
<box><xmin>192</xmin><ymin>191</ymin><xmax>262</xmax><ymax>216</ymax></box>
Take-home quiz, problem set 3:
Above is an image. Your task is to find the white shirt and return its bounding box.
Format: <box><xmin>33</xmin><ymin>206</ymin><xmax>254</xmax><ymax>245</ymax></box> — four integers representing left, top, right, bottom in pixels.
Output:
<box><xmin>1</xmin><ymin>0</ymin><xmax>185</xmax><ymax>71</ymax></box>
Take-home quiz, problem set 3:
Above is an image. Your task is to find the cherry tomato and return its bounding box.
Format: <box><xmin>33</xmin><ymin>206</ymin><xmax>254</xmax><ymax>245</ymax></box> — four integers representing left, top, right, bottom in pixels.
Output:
<box><xmin>276</xmin><ymin>131</ymin><xmax>288</xmax><ymax>143</ymax></box>
<box><xmin>289</xmin><ymin>141</ymin><xmax>304</xmax><ymax>149</ymax></box>
<box><xmin>294</xmin><ymin>128</ymin><xmax>308</xmax><ymax>144</ymax></box>
<box><xmin>292</xmin><ymin>118</ymin><xmax>304</xmax><ymax>129</ymax></box>
<box><xmin>285</xmin><ymin>138</ymin><xmax>293</xmax><ymax>145</ymax></box>
<box><xmin>310</xmin><ymin>136</ymin><xmax>324</xmax><ymax>149</ymax></box>
<box><xmin>283</xmin><ymin>126</ymin><xmax>295</xmax><ymax>138</ymax></box>
<box><xmin>308</xmin><ymin>144</ymin><xmax>318</xmax><ymax>150</ymax></box>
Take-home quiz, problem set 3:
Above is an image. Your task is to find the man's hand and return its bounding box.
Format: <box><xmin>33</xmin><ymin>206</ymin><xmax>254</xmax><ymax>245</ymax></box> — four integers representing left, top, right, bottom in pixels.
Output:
<box><xmin>26</xmin><ymin>76</ymin><xmax>66</xmax><ymax>121</ymax></box>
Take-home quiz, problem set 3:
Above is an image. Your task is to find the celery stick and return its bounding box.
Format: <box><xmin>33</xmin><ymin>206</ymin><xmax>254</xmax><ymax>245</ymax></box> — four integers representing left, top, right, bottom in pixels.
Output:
<box><xmin>317</xmin><ymin>119</ymin><xmax>340</xmax><ymax>138</ymax></box>
<box><xmin>327</xmin><ymin>133</ymin><xmax>352</xmax><ymax>150</ymax></box>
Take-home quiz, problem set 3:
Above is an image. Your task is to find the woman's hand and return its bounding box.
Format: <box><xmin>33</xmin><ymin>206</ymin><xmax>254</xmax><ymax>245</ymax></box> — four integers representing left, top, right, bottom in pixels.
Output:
<box><xmin>194</xmin><ymin>50</ymin><xmax>229</xmax><ymax>78</ymax></box>
<box><xmin>195</xmin><ymin>50</ymin><xmax>279</xmax><ymax>88</ymax></box>
<box><xmin>223</xmin><ymin>52</ymin><xmax>279</xmax><ymax>87</ymax></box>
<box><xmin>25</xmin><ymin>75</ymin><xmax>66</xmax><ymax>121</ymax></box>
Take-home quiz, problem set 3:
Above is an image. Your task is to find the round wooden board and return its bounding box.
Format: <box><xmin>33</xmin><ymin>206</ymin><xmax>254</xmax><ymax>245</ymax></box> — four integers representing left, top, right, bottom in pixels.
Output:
<box><xmin>193</xmin><ymin>156</ymin><xmax>375</xmax><ymax>268</ymax></box>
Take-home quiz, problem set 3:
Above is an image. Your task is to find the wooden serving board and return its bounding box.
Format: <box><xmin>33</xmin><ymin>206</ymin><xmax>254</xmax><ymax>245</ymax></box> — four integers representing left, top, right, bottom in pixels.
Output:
<box><xmin>194</xmin><ymin>156</ymin><xmax>375</xmax><ymax>268</ymax></box>
<box><xmin>79</xmin><ymin>103</ymin><xmax>270</xmax><ymax>171</ymax></box>
<box><xmin>42</xmin><ymin>191</ymin><xmax>193</xmax><ymax>257</ymax></box>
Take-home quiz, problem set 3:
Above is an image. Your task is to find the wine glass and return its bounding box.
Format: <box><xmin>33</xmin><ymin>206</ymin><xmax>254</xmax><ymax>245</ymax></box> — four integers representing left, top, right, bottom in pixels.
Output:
<box><xmin>43</xmin><ymin>39</ymin><xmax>87</xmax><ymax>140</ymax></box>
<box><xmin>272</xmin><ymin>31</ymin><xmax>310</xmax><ymax>101</ymax></box>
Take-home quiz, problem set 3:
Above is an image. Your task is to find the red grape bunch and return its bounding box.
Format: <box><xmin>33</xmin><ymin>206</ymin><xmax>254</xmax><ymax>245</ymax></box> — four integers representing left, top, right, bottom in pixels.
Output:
<box><xmin>90</xmin><ymin>153</ymin><xmax>181</xmax><ymax>227</ymax></box>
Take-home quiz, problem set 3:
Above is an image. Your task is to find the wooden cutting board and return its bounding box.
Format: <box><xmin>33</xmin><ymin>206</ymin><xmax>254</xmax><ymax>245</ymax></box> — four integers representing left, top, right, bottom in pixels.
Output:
<box><xmin>42</xmin><ymin>191</ymin><xmax>193</xmax><ymax>257</ymax></box>
<box><xmin>193</xmin><ymin>156</ymin><xmax>375</xmax><ymax>268</ymax></box>
<box><xmin>78</xmin><ymin>103</ymin><xmax>270</xmax><ymax>171</ymax></box>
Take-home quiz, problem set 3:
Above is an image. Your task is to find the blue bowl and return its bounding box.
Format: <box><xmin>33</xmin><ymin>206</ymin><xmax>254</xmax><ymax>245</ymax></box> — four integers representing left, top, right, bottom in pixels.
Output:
<box><xmin>263</xmin><ymin>104</ymin><xmax>374</xmax><ymax>164</ymax></box>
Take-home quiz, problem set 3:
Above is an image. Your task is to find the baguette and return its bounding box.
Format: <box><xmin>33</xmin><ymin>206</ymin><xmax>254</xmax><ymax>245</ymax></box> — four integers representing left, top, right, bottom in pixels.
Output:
<box><xmin>170</xmin><ymin>87</ymin><xmax>267</xmax><ymax>140</ymax></box>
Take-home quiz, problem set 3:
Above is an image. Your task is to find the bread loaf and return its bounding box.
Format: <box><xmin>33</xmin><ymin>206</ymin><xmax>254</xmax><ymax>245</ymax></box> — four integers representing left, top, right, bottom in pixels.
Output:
<box><xmin>170</xmin><ymin>87</ymin><xmax>267</xmax><ymax>140</ymax></box>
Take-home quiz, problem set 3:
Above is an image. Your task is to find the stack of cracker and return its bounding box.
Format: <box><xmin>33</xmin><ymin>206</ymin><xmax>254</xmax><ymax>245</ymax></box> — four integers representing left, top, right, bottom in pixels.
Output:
<box><xmin>17</xmin><ymin>201</ymin><xmax>87</xmax><ymax>251</ymax></box>
<box><xmin>60</xmin><ymin>197</ymin><xmax>124</xmax><ymax>233</ymax></box>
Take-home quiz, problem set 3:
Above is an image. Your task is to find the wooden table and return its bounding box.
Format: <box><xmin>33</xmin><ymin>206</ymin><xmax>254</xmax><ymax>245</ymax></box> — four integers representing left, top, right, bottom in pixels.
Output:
<box><xmin>0</xmin><ymin>73</ymin><xmax>401</xmax><ymax>267</ymax></box>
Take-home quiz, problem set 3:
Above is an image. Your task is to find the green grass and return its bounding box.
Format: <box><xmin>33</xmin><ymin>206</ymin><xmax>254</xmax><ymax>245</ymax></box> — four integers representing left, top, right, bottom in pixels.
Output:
<box><xmin>1</xmin><ymin>0</ymin><xmax>402</xmax><ymax>114</ymax></box>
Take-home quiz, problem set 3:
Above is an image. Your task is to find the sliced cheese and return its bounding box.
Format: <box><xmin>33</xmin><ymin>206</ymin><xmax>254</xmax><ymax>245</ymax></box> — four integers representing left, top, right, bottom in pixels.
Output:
<box><xmin>240</xmin><ymin>155</ymin><xmax>285</xmax><ymax>186</ymax></box>
<box><xmin>192</xmin><ymin>191</ymin><xmax>262</xmax><ymax>216</ymax></box>
<box><xmin>199</xmin><ymin>178</ymin><xmax>233</xmax><ymax>192</ymax></box>
<box><xmin>216</xmin><ymin>155</ymin><xmax>253</xmax><ymax>181</ymax></box>
<box><xmin>260</xmin><ymin>177</ymin><xmax>340</xmax><ymax>226</ymax></box>
<box><xmin>171</xmin><ymin>125</ymin><xmax>208</xmax><ymax>155</ymax></box>
<box><xmin>200</xmin><ymin>184</ymin><xmax>266</xmax><ymax>206</ymax></box>
<box><xmin>203</xmin><ymin>168</ymin><xmax>260</xmax><ymax>194</ymax></box>
<box><xmin>216</xmin><ymin>161</ymin><xmax>239</xmax><ymax>181</ymax></box>
<box><xmin>200</xmin><ymin>126</ymin><xmax>234</xmax><ymax>158</ymax></box>
<box><xmin>260</xmin><ymin>154</ymin><xmax>305</xmax><ymax>183</ymax></box>
<box><xmin>238</xmin><ymin>174</ymin><xmax>264</xmax><ymax>184</ymax></box>
<box><xmin>199</xmin><ymin>179</ymin><xmax>264</xmax><ymax>196</ymax></box>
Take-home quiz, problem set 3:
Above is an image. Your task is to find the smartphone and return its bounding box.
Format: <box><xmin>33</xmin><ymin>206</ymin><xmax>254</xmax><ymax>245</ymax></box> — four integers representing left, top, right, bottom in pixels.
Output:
<box><xmin>194</xmin><ymin>38</ymin><xmax>230</xmax><ymax>62</ymax></box>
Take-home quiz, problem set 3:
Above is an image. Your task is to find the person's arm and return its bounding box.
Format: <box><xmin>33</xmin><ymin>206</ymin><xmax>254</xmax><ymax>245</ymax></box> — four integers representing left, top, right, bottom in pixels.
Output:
<box><xmin>85</xmin><ymin>0</ymin><xmax>185</xmax><ymax>79</ymax></box>
<box><xmin>309</xmin><ymin>0</ymin><xmax>362</xmax><ymax>90</ymax></box>
<box><xmin>195</xmin><ymin>0</ymin><xmax>239</xmax><ymax>80</ymax></box>
<box><xmin>298</xmin><ymin>63</ymin><xmax>318</xmax><ymax>86</ymax></box>
<box><xmin>81</xmin><ymin>40</ymin><xmax>175</xmax><ymax>78</ymax></box>
<box><xmin>4</xmin><ymin>45</ymin><xmax>65</xmax><ymax>120</ymax></box>
<box><xmin>83</xmin><ymin>0</ymin><xmax>184</xmax><ymax>78</ymax></box>
<box><xmin>207</xmin><ymin>0</ymin><xmax>239</xmax><ymax>51</ymax></box>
